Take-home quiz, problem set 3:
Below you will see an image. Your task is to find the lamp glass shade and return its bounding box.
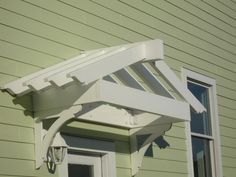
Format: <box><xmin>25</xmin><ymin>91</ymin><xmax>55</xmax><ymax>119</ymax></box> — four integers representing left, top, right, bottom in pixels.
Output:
<box><xmin>49</xmin><ymin>133</ymin><xmax>68</xmax><ymax>164</ymax></box>
<box><xmin>49</xmin><ymin>146</ymin><xmax>67</xmax><ymax>164</ymax></box>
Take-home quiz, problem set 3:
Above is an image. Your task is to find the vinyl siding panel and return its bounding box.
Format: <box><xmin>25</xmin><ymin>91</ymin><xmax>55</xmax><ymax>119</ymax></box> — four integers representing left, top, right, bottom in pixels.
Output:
<box><xmin>146</xmin><ymin>0</ymin><xmax>236</xmax><ymax>47</ymax></box>
<box><xmin>0</xmin><ymin>141</ymin><xmax>34</xmax><ymax>160</ymax></box>
<box><xmin>0</xmin><ymin>24</ymin><xmax>80</xmax><ymax>59</ymax></box>
<box><xmin>116</xmin><ymin>168</ymin><xmax>131</xmax><ymax>177</ymax></box>
<box><xmin>136</xmin><ymin>170</ymin><xmax>188</xmax><ymax>177</ymax></box>
<box><xmin>220</xmin><ymin>116</ymin><xmax>236</xmax><ymax>129</ymax></box>
<box><xmin>222</xmin><ymin>146</ymin><xmax>236</xmax><ymax>158</ymax></box>
<box><xmin>0</xmin><ymin>73</ymin><xmax>17</xmax><ymax>86</ymax></box>
<box><xmin>0</xmin><ymin>56</ymin><xmax>41</xmax><ymax>77</ymax></box>
<box><xmin>184</xmin><ymin>0</ymin><xmax>236</xmax><ymax>36</ymax></box>
<box><xmin>0</xmin><ymin>0</ymin><xmax>235</xmax><ymax>177</ymax></box>
<box><xmin>0</xmin><ymin>40</ymin><xmax>62</xmax><ymax>69</ymax></box>
<box><xmin>217</xmin><ymin>0</ymin><xmax>236</xmax><ymax>11</ymax></box>
<box><xmin>0</xmin><ymin>92</ymin><xmax>32</xmax><ymax>110</ymax></box>
<box><xmin>0</xmin><ymin>124</ymin><xmax>34</xmax><ymax>143</ymax></box>
<box><xmin>0</xmin><ymin>107</ymin><xmax>33</xmax><ymax>127</ymax></box>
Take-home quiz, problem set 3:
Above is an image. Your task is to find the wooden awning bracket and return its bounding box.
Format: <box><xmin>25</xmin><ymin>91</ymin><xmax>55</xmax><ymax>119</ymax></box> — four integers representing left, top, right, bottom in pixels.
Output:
<box><xmin>129</xmin><ymin>122</ymin><xmax>172</xmax><ymax>176</ymax></box>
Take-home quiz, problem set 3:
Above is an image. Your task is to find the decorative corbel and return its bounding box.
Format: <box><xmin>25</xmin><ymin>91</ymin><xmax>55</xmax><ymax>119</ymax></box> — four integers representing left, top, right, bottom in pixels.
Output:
<box><xmin>129</xmin><ymin>123</ymin><xmax>172</xmax><ymax>176</ymax></box>
<box><xmin>35</xmin><ymin>105</ymin><xmax>82</xmax><ymax>169</ymax></box>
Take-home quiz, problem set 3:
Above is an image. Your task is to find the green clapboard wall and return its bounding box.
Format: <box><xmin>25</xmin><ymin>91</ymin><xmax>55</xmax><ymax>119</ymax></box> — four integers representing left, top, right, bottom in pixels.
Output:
<box><xmin>0</xmin><ymin>0</ymin><xmax>236</xmax><ymax>177</ymax></box>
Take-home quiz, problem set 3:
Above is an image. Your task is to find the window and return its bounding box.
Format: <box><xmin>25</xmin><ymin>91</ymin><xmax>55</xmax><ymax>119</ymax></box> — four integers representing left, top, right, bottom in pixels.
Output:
<box><xmin>182</xmin><ymin>69</ymin><xmax>222</xmax><ymax>177</ymax></box>
<box><xmin>188</xmin><ymin>81</ymin><xmax>213</xmax><ymax>177</ymax></box>
<box><xmin>67</xmin><ymin>153</ymin><xmax>102</xmax><ymax>177</ymax></box>
<box><xmin>58</xmin><ymin>135</ymin><xmax>116</xmax><ymax>177</ymax></box>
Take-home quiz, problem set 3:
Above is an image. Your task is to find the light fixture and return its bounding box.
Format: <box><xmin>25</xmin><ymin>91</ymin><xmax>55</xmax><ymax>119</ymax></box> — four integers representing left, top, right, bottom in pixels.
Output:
<box><xmin>48</xmin><ymin>133</ymin><xmax>67</xmax><ymax>165</ymax></box>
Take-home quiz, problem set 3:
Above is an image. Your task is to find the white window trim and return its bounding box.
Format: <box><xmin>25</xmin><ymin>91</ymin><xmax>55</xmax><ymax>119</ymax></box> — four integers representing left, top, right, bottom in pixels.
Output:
<box><xmin>67</xmin><ymin>154</ymin><xmax>102</xmax><ymax>177</ymax></box>
<box><xmin>182</xmin><ymin>68</ymin><xmax>223</xmax><ymax>177</ymax></box>
<box><xmin>58</xmin><ymin>135</ymin><xmax>116</xmax><ymax>177</ymax></box>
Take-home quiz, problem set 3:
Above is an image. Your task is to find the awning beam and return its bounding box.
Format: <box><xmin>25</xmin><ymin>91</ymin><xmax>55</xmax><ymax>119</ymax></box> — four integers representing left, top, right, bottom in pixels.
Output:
<box><xmin>155</xmin><ymin>60</ymin><xmax>206</xmax><ymax>113</ymax></box>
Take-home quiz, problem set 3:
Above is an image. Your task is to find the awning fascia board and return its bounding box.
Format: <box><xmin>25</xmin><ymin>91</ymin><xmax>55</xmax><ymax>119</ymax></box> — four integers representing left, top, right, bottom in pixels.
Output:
<box><xmin>97</xmin><ymin>80</ymin><xmax>190</xmax><ymax>120</ymax></box>
<box><xmin>34</xmin><ymin>80</ymin><xmax>190</xmax><ymax>122</ymax></box>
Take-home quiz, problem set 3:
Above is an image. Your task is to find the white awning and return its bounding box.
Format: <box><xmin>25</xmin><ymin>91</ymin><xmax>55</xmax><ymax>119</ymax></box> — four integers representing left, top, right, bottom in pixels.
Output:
<box><xmin>1</xmin><ymin>39</ymin><xmax>206</xmax><ymax>174</ymax></box>
<box><xmin>2</xmin><ymin>39</ymin><xmax>205</xmax><ymax>114</ymax></box>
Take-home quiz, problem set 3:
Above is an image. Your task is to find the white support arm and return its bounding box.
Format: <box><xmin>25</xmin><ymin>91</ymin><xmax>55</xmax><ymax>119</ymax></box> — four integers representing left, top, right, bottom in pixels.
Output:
<box><xmin>130</xmin><ymin>123</ymin><xmax>172</xmax><ymax>176</ymax></box>
<box><xmin>155</xmin><ymin>60</ymin><xmax>206</xmax><ymax>113</ymax></box>
<box><xmin>36</xmin><ymin>105</ymin><xmax>82</xmax><ymax>168</ymax></box>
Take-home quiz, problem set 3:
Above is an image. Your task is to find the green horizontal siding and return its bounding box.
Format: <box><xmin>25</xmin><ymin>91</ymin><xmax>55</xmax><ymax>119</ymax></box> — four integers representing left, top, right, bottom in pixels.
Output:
<box><xmin>116</xmin><ymin>168</ymin><xmax>131</xmax><ymax>177</ymax></box>
<box><xmin>0</xmin><ymin>106</ymin><xmax>33</xmax><ymax>127</ymax></box>
<box><xmin>219</xmin><ymin>106</ymin><xmax>236</xmax><ymax>119</ymax></box>
<box><xmin>0</xmin><ymin>158</ymin><xmax>58</xmax><ymax>177</ymax></box>
<box><xmin>0</xmin><ymin>73</ymin><xmax>17</xmax><ymax>85</ymax></box>
<box><xmin>0</xmin><ymin>141</ymin><xmax>34</xmax><ymax>160</ymax></box>
<box><xmin>0</xmin><ymin>0</ymin><xmax>235</xmax><ymax>177</ymax></box>
<box><xmin>116</xmin><ymin>153</ymin><xmax>130</xmax><ymax>169</ymax></box>
<box><xmin>220</xmin><ymin>126</ymin><xmax>236</xmax><ymax>139</ymax></box>
<box><xmin>136</xmin><ymin>170</ymin><xmax>188</xmax><ymax>177</ymax></box>
<box><xmin>217</xmin><ymin>0</ymin><xmax>236</xmax><ymax>11</ymax></box>
<box><xmin>152</xmin><ymin>146</ymin><xmax>187</xmax><ymax>162</ymax></box>
<box><xmin>0</xmin><ymin>92</ymin><xmax>32</xmax><ymax>110</ymax></box>
<box><xmin>221</xmin><ymin>136</ymin><xmax>236</xmax><ymax>149</ymax></box>
<box><xmin>0</xmin><ymin>158</ymin><xmax>35</xmax><ymax>177</ymax></box>
<box><xmin>222</xmin><ymin>146</ymin><xmax>236</xmax><ymax>158</ymax></box>
<box><xmin>0</xmin><ymin>56</ymin><xmax>41</xmax><ymax>77</ymax></box>
<box><xmin>0</xmin><ymin>124</ymin><xmax>34</xmax><ymax>143</ymax></box>
<box><xmin>0</xmin><ymin>23</ymin><xmax>80</xmax><ymax>59</ymax></box>
<box><xmin>187</xmin><ymin>0</ymin><xmax>236</xmax><ymax>29</ymax></box>
<box><xmin>223</xmin><ymin>167</ymin><xmax>236</xmax><ymax>177</ymax></box>
<box><xmin>220</xmin><ymin>116</ymin><xmax>236</xmax><ymax>129</ymax></box>
<box><xmin>0</xmin><ymin>40</ymin><xmax>63</xmax><ymax>68</ymax></box>
<box><xmin>141</xmin><ymin>157</ymin><xmax>188</xmax><ymax>173</ymax></box>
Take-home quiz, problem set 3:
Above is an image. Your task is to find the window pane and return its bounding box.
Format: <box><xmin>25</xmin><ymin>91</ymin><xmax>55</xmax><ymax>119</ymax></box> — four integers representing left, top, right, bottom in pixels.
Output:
<box><xmin>188</xmin><ymin>82</ymin><xmax>211</xmax><ymax>135</ymax></box>
<box><xmin>192</xmin><ymin>136</ymin><xmax>212</xmax><ymax>177</ymax></box>
<box><xmin>68</xmin><ymin>164</ymin><xmax>93</xmax><ymax>177</ymax></box>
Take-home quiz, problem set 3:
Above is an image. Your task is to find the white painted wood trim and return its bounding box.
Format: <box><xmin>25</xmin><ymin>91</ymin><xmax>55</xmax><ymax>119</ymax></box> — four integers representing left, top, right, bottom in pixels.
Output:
<box><xmin>129</xmin><ymin>123</ymin><xmax>172</xmax><ymax>176</ymax></box>
<box><xmin>1</xmin><ymin>39</ymin><xmax>163</xmax><ymax>95</ymax></box>
<box><xmin>61</xmin><ymin>135</ymin><xmax>116</xmax><ymax>177</ymax></box>
<box><xmin>115</xmin><ymin>68</ymin><xmax>146</xmax><ymax>91</ymax></box>
<box><xmin>2</xmin><ymin>49</ymin><xmax>100</xmax><ymax>95</ymax></box>
<box><xmin>182</xmin><ymin>68</ymin><xmax>223</xmax><ymax>177</ymax></box>
<box><xmin>191</xmin><ymin>132</ymin><xmax>214</xmax><ymax>140</ymax></box>
<box><xmin>156</xmin><ymin>60</ymin><xmax>206</xmax><ymax>113</ymax></box>
<box><xmin>98</xmin><ymin>80</ymin><xmax>190</xmax><ymax>121</ymax></box>
<box><xmin>35</xmin><ymin>105</ymin><xmax>82</xmax><ymax>168</ymax></box>
<box><xmin>134</xmin><ymin>63</ymin><xmax>174</xmax><ymax>98</ymax></box>
<box><xmin>68</xmin><ymin>42</ymin><xmax>150</xmax><ymax>84</ymax></box>
<box><xmin>68</xmin><ymin>154</ymin><xmax>102</xmax><ymax>177</ymax></box>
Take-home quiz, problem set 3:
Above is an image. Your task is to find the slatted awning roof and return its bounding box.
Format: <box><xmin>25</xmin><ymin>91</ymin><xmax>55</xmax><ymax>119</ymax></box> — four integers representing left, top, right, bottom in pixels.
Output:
<box><xmin>1</xmin><ymin>39</ymin><xmax>205</xmax><ymax>114</ymax></box>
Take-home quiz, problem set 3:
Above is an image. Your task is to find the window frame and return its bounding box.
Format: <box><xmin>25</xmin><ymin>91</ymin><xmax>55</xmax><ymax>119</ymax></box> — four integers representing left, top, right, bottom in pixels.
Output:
<box><xmin>182</xmin><ymin>68</ymin><xmax>223</xmax><ymax>177</ymax></box>
<box><xmin>58</xmin><ymin>135</ymin><xmax>116</xmax><ymax>177</ymax></box>
<box><xmin>67</xmin><ymin>153</ymin><xmax>102</xmax><ymax>177</ymax></box>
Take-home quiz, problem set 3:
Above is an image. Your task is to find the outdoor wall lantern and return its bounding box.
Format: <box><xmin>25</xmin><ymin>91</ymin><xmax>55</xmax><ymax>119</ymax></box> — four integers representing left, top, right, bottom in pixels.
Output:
<box><xmin>48</xmin><ymin>133</ymin><xmax>68</xmax><ymax>165</ymax></box>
